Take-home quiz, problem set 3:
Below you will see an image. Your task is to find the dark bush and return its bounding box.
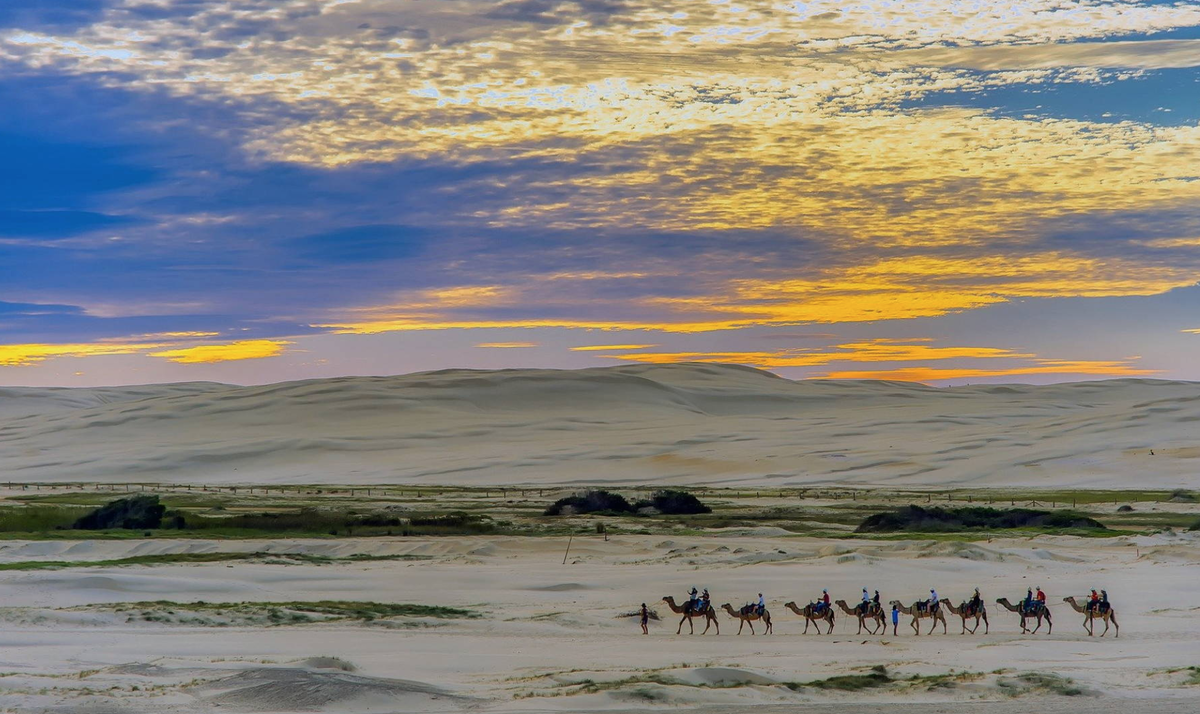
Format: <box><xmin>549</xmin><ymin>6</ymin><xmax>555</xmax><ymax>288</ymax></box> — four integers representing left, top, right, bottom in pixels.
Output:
<box><xmin>74</xmin><ymin>496</ymin><xmax>165</xmax><ymax>530</ymax></box>
<box><xmin>855</xmin><ymin>505</ymin><xmax>1106</xmax><ymax>533</ymax></box>
<box><xmin>544</xmin><ymin>490</ymin><xmax>633</xmax><ymax>516</ymax></box>
<box><xmin>408</xmin><ymin>512</ymin><xmax>485</xmax><ymax>528</ymax></box>
<box><xmin>1168</xmin><ymin>489</ymin><xmax>1196</xmax><ymax>503</ymax></box>
<box><xmin>634</xmin><ymin>490</ymin><xmax>711</xmax><ymax>515</ymax></box>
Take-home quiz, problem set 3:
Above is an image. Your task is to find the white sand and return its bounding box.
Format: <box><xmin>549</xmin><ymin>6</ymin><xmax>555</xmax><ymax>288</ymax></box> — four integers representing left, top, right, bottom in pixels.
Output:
<box><xmin>2</xmin><ymin>364</ymin><xmax>1198</xmax><ymax>488</ymax></box>
<box><xmin>0</xmin><ymin>532</ymin><xmax>1197</xmax><ymax>712</ymax></box>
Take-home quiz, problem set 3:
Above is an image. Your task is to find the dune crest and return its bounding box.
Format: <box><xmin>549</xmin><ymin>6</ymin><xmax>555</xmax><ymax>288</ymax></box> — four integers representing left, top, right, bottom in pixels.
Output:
<box><xmin>2</xmin><ymin>364</ymin><xmax>1197</xmax><ymax>488</ymax></box>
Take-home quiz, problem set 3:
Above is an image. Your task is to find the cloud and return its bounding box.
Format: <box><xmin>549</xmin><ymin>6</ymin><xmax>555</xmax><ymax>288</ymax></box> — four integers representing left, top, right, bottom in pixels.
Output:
<box><xmin>601</xmin><ymin>340</ymin><xmax>1036</xmax><ymax>368</ymax></box>
<box><xmin>147</xmin><ymin>339</ymin><xmax>292</xmax><ymax>364</ymax></box>
<box><xmin>890</xmin><ymin>39</ymin><xmax>1200</xmax><ymax>71</ymax></box>
<box><xmin>475</xmin><ymin>341</ymin><xmax>539</xmax><ymax>348</ymax></box>
<box><xmin>0</xmin><ymin>340</ymin><xmax>167</xmax><ymax>366</ymax></box>
<box><xmin>569</xmin><ymin>343</ymin><xmax>656</xmax><ymax>351</ymax></box>
<box><xmin>820</xmin><ymin>361</ymin><xmax>1158</xmax><ymax>383</ymax></box>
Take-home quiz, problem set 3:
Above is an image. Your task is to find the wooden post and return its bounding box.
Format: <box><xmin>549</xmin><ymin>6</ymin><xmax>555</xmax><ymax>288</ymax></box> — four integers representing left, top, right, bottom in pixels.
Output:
<box><xmin>562</xmin><ymin>535</ymin><xmax>573</xmax><ymax>565</ymax></box>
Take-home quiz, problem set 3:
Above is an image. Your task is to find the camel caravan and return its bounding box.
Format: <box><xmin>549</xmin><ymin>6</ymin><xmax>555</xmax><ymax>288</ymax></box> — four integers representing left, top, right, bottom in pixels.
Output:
<box><xmin>658</xmin><ymin>586</ymin><xmax>1116</xmax><ymax>637</ymax></box>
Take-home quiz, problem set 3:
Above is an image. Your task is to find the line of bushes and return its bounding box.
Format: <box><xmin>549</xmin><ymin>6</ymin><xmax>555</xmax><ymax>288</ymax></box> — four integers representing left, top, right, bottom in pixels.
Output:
<box><xmin>855</xmin><ymin>505</ymin><xmax>1107</xmax><ymax>533</ymax></box>
<box><xmin>543</xmin><ymin>490</ymin><xmax>711</xmax><ymax>516</ymax></box>
<box><xmin>0</xmin><ymin>496</ymin><xmax>496</xmax><ymax>537</ymax></box>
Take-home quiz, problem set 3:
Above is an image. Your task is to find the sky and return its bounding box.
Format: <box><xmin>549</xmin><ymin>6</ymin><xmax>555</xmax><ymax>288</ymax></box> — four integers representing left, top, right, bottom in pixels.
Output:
<box><xmin>1</xmin><ymin>0</ymin><xmax>1199</xmax><ymax>387</ymax></box>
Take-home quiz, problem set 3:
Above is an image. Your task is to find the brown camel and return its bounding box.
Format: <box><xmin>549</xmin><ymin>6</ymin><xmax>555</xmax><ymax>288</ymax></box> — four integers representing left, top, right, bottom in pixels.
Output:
<box><xmin>834</xmin><ymin>599</ymin><xmax>885</xmax><ymax>635</ymax></box>
<box><xmin>784</xmin><ymin>601</ymin><xmax>835</xmax><ymax>634</ymax></box>
<box><xmin>1063</xmin><ymin>597</ymin><xmax>1118</xmax><ymax>638</ymax></box>
<box><xmin>944</xmin><ymin>599</ymin><xmax>989</xmax><ymax>634</ymax></box>
<box><xmin>661</xmin><ymin>596</ymin><xmax>719</xmax><ymax>635</ymax></box>
<box><xmin>721</xmin><ymin>603</ymin><xmax>773</xmax><ymax>635</ymax></box>
<box><xmin>995</xmin><ymin>597</ymin><xmax>1052</xmax><ymax>634</ymax></box>
<box><xmin>890</xmin><ymin>599</ymin><xmax>948</xmax><ymax>635</ymax></box>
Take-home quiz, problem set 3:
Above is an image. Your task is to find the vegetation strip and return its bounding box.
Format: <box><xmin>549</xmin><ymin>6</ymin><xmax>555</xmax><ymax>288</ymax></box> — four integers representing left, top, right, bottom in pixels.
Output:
<box><xmin>0</xmin><ymin>552</ymin><xmax>428</xmax><ymax>571</ymax></box>
<box><xmin>86</xmin><ymin>600</ymin><xmax>478</xmax><ymax>621</ymax></box>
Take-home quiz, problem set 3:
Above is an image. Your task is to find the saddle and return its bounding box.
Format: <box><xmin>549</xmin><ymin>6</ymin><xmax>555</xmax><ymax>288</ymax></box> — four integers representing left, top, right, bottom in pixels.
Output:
<box><xmin>1022</xmin><ymin>601</ymin><xmax>1043</xmax><ymax>615</ymax></box>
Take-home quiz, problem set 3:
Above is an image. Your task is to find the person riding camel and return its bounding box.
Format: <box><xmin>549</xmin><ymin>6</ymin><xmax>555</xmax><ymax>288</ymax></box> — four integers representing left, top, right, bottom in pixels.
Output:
<box><xmin>970</xmin><ymin>587</ymin><xmax>982</xmax><ymax>611</ymax></box>
<box><xmin>873</xmin><ymin>590</ymin><xmax>881</xmax><ymax>607</ymax></box>
<box><xmin>757</xmin><ymin>592</ymin><xmax>766</xmax><ymax>617</ymax></box>
<box><xmin>929</xmin><ymin>588</ymin><xmax>939</xmax><ymax>613</ymax></box>
<box><xmin>688</xmin><ymin>587</ymin><xmax>700</xmax><ymax>612</ymax></box>
<box><xmin>701</xmin><ymin>588</ymin><xmax>711</xmax><ymax>613</ymax></box>
<box><xmin>1089</xmin><ymin>589</ymin><xmax>1100</xmax><ymax>612</ymax></box>
<box><xmin>1099</xmin><ymin>589</ymin><xmax>1109</xmax><ymax>613</ymax></box>
<box><xmin>816</xmin><ymin>589</ymin><xmax>830</xmax><ymax>614</ymax></box>
<box><xmin>1024</xmin><ymin>587</ymin><xmax>1035</xmax><ymax>612</ymax></box>
<box><xmin>861</xmin><ymin>588</ymin><xmax>871</xmax><ymax>614</ymax></box>
<box><xmin>1035</xmin><ymin>587</ymin><xmax>1046</xmax><ymax>608</ymax></box>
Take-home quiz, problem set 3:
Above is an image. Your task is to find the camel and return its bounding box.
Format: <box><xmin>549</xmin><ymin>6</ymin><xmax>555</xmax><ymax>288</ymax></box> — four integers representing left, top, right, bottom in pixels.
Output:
<box><xmin>784</xmin><ymin>601</ymin><xmax>835</xmax><ymax>634</ymax></box>
<box><xmin>995</xmin><ymin>598</ymin><xmax>1052</xmax><ymax>634</ymax></box>
<box><xmin>661</xmin><ymin>596</ymin><xmax>719</xmax><ymax>635</ymax></box>
<box><xmin>835</xmin><ymin>599</ymin><xmax>885</xmax><ymax>635</ymax></box>
<box><xmin>944</xmin><ymin>599</ymin><xmax>989</xmax><ymax>634</ymax></box>
<box><xmin>721</xmin><ymin>603</ymin><xmax>773</xmax><ymax>635</ymax></box>
<box><xmin>1063</xmin><ymin>597</ymin><xmax>1118</xmax><ymax>638</ymax></box>
<box><xmin>891</xmin><ymin>599</ymin><xmax>948</xmax><ymax>635</ymax></box>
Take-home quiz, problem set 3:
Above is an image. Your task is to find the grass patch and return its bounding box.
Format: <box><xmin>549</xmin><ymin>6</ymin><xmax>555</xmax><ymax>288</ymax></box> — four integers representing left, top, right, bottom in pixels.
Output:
<box><xmin>89</xmin><ymin>600</ymin><xmax>477</xmax><ymax>625</ymax></box>
<box><xmin>0</xmin><ymin>552</ymin><xmax>429</xmax><ymax>571</ymax></box>
<box><xmin>998</xmin><ymin>672</ymin><xmax>1084</xmax><ymax>697</ymax></box>
<box><xmin>787</xmin><ymin>665</ymin><xmax>892</xmax><ymax>692</ymax></box>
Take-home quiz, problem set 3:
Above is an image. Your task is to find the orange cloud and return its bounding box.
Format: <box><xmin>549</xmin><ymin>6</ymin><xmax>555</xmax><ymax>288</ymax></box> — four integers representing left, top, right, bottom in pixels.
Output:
<box><xmin>603</xmin><ymin>341</ymin><xmax>1034</xmax><ymax>368</ymax></box>
<box><xmin>0</xmin><ymin>342</ymin><xmax>169</xmax><ymax>367</ymax></box>
<box><xmin>148</xmin><ymin>339</ymin><xmax>292</xmax><ymax>364</ymax></box>
<box><xmin>569</xmin><ymin>344</ymin><xmax>658</xmax><ymax>351</ymax></box>
<box><xmin>475</xmin><ymin>342</ymin><xmax>539</xmax><ymax>348</ymax></box>
<box><xmin>820</xmin><ymin>361</ymin><xmax>1158</xmax><ymax>383</ymax></box>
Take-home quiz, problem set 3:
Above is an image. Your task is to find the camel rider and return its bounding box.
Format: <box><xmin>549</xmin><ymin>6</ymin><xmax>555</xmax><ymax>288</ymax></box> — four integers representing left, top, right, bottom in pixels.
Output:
<box><xmin>1089</xmin><ymin>589</ymin><xmax>1100</xmax><ymax>612</ymax></box>
<box><xmin>970</xmin><ymin>587</ymin><xmax>982</xmax><ymax>613</ymax></box>
<box><xmin>1100</xmin><ymin>589</ymin><xmax>1109</xmax><ymax>612</ymax></box>
<box><xmin>701</xmin><ymin>589</ymin><xmax>711</xmax><ymax>612</ymax></box>
<box><xmin>1035</xmin><ymin>587</ymin><xmax>1046</xmax><ymax>608</ymax></box>
<box><xmin>862</xmin><ymin>588</ymin><xmax>870</xmax><ymax>604</ymax></box>
<box><xmin>873</xmin><ymin>590</ymin><xmax>881</xmax><ymax>607</ymax></box>
<box><xmin>688</xmin><ymin>587</ymin><xmax>700</xmax><ymax>611</ymax></box>
<box><xmin>1024</xmin><ymin>588</ymin><xmax>1035</xmax><ymax>611</ymax></box>
<box><xmin>758</xmin><ymin>593</ymin><xmax>766</xmax><ymax>616</ymax></box>
<box><xmin>817</xmin><ymin>589</ymin><xmax>830</xmax><ymax>614</ymax></box>
<box><xmin>928</xmin><ymin>588</ymin><xmax>939</xmax><ymax>613</ymax></box>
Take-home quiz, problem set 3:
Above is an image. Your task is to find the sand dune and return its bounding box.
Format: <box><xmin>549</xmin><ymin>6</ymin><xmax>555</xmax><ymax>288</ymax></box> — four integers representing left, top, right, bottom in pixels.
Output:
<box><xmin>2</xmin><ymin>364</ymin><xmax>1198</xmax><ymax>488</ymax></box>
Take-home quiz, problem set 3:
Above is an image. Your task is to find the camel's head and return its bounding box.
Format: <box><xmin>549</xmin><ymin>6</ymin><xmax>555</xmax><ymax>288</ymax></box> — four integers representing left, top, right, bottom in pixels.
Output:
<box><xmin>834</xmin><ymin>599</ymin><xmax>847</xmax><ymax>606</ymax></box>
<box><xmin>784</xmin><ymin>601</ymin><xmax>797</xmax><ymax>609</ymax></box>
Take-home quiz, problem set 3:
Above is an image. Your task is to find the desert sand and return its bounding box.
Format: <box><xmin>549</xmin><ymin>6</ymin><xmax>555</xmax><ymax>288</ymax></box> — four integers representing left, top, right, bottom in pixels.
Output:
<box><xmin>0</xmin><ymin>531</ymin><xmax>1197</xmax><ymax>712</ymax></box>
<box><xmin>3</xmin><ymin>364</ymin><xmax>1199</xmax><ymax>488</ymax></box>
<box><xmin>2</xmin><ymin>365</ymin><xmax>1199</xmax><ymax>712</ymax></box>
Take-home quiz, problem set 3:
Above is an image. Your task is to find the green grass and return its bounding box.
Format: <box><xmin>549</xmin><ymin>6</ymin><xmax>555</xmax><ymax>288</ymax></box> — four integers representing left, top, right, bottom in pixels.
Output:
<box><xmin>94</xmin><ymin>600</ymin><xmax>477</xmax><ymax>622</ymax></box>
<box><xmin>0</xmin><ymin>552</ymin><xmax>429</xmax><ymax>571</ymax></box>
<box><xmin>786</xmin><ymin>665</ymin><xmax>892</xmax><ymax>692</ymax></box>
<box><xmin>998</xmin><ymin>672</ymin><xmax>1084</xmax><ymax>697</ymax></box>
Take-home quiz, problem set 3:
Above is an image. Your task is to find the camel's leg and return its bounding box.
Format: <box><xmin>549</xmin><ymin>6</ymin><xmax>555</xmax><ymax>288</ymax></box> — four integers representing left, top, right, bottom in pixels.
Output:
<box><xmin>803</xmin><ymin>617</ymin><xmax>810</xmax><ymax>634</ymax></box>
<box><xmin>911</xmin><ymin>617</ymin><xmax>919</xmax><ymax>635</ymax></box>
<box><xmin>1045</xmin><ymin>613</ymin><xmax>1052</xmax><ymax>634</ymax></box>
<box><xmin>1108</xmin><ymin>613</ymin><xmax>1117</xmax><ymax>638</ymax></box>
<box><xmin>982</xmin><ymin>612</ymin><xmax>988</xmax><ymax>635</ymax></box>
<box><xmin>677</xmin><ymin>614</ymin><xmax>686</xmax><ymax>635</ymax></box>
<box><xmin>1083</xmin><ymin>614</ymin><xmax>1093</xmax><ymax>636</ymax></box>
<box><xmin>825</xmin><ymin>617</ymin><xmax>834</xmax><ymax>634</ymax></box>
<box><xmin>766</xmin><ymin>615</ymin><xmax>772</xmax><ymax>634</ymax></box>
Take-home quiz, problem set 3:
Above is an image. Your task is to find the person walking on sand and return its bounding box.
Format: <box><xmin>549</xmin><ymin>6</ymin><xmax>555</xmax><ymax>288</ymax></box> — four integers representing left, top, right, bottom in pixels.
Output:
<box><xmin>640</xmin><ymin>603</ymin><xmax>649</xmax><ymax>635</ymax></box>
<box><xmin>891</xmin><ymin>603</ymin><xmax>899</xmax><ymax>636</ymax></box>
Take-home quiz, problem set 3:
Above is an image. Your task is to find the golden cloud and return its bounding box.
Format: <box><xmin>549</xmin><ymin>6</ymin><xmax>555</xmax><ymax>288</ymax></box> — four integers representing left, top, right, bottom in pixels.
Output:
<box><xmin>147</xmin><ymin>339</ymin><xmax>292</xmax><ymax>364</ymax></box>
<box><xmin>569</xmin><ymin>344</ymin><xmax>658</xmax><ymax>351</ymax></box>
<box><xmin>475</xmin><ymin>341</ymin><xmax>539</xmax><ymax>348</ymax></box>
<box><xmin>0</xmin><ymin>342</ymin><xmax>168</xmax><ymax>367</ymax></box>
<box><xmin>821</xmin><ymin>361</ymin><xmax>1158</xmax><ymax>383</ymax></box>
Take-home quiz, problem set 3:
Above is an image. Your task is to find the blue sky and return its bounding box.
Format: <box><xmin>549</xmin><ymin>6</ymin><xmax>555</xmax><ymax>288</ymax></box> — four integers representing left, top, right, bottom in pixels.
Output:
<box><xmin>1</xmin><ymin>0</ymin><xmax>1198</xmax><ymax>386</ymax></box>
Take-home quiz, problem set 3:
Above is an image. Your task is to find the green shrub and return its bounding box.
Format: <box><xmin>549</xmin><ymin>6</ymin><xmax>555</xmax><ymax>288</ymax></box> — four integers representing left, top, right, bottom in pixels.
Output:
<box><xmin>74</xmin><ymin>496</ymin><xmax>165</xmax><ymax>530</ymax></box>
<box><xmin>856</xmin><ymin>505</ymin><xmax>1106</xmax><ymax>533</ymax></box>
<box><xmin>544</xmin><ymin>490</ymin><xmax>633</xmax><ymax>516</ymax></box>
<box><xmin>634</xmin><ymin>490</ymin><xmax>711</xmax><ymax>515</ymax></box>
